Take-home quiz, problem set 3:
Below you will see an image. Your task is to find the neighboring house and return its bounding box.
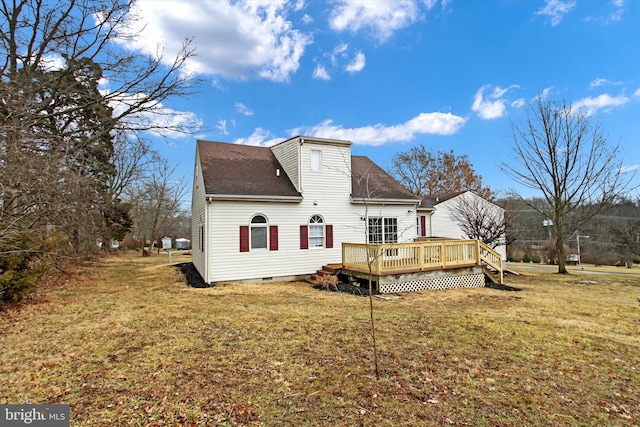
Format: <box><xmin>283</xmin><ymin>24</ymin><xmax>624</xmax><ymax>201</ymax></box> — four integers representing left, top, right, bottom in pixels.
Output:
<box><xmin>191</xmin><ymin>136</ymin><xmax>420</xmax><ymax>285</ymax></box>
<box><xmin>417</xmin><ymin>191</ymin><xmax>507</xmax><ymax>261</ymax></box>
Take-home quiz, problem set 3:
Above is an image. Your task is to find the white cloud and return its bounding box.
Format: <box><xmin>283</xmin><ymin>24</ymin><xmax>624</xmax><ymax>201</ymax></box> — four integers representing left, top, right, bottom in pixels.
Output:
<box><xmin>290</xmin><ymin>112</ymin><xmax>466</xmax><ymax>146</ymax></box>
<box><xmin>345</xmin><ymin>51</ymin><xmax>366</xmax><ymax>73</ymax></box>
<box><xmin>329</xmin><ymin>0</ymin><xmax>436</xmax><ymax>42</ymax></box>
<box><xmin>232</xmin><ymin>128</ymin><xmax>281</xmax><ymax>147</ymax></box>
<box><xmin>315</xmin><ymin>43</ymin><xmax>365</xmax><ymax>77</ymax></box>
<box><xmin>589</xmin><ymin>78</ymin><xmax>623</xmax><ymax>88</ymax></box>
<box><xmin>511</xmin><ymin>98</ymin><xmax>526</xmax><ymax>108</ymax></box>
<box><xmin>217</xmin><ymin>119</ymin><xmax>229</xmax><ymax>135</ymax></box>
<box><xmin>235</xmin><ymin>102</ymin><xmax>255</xmax><ymax>116</ymax></box>
<box><xmin>572</xmin><ymin>93</ymin><xmax>629</xmax><ymax>115</ymax></box>
<box><xmin>301</xmin><ymin>14</ymin><xmax>313</xmax><ymax>24</ymax></box>
<box><xmin>471</xmin><ymin>85</ymin><xmax>518</xmax><ymax>120</ymax></box>
<box><xmin>538</xmin><ymin>87</ymin><xmax>555</xmax><ymax>100</ymax></box>
<box><xmin>535</xmin><ymin>0</ymin><xmax>576</xmax><ymax>26</ymax></box>
<box><xmin>331</xmin><ymin>43</ymin><xmax>349</xmax><ymax>66</ymax></box>
<box><xmin>590</xmin><ymin>78</ymin><xmax>608</xmax><ymax>88</ymax></box>
<box><xmin>313</xmin><ymin>64</ymin><xmax>331</xmax><ymax>80</ymax></box>
<box><xmin>41</xmin><ymin>53</ymin><xmax>65</xmax><ymax>71</ymax></box>
<box><xmin>292</xmin><ymin>0</ymin><xmax>306</xmax><ymax>12</ymax></box>
<box><xmin>107</xmin><ymin>91</ymin><xmax>202</xmax><ymax>139</ymax></box>
<box><xmin>634</xmin><ymin>87</ymin><xmax>640</xmax><ymax>97</ymax></box>
<box><xmin>585</xmin><ymin>0</ymin><xmax>627</xmax><ymax>24</ymax></box>
<box><xmin>114</xmin><ymin>1</ymin><xmax>312</xmax><ymax>82</ymax></box>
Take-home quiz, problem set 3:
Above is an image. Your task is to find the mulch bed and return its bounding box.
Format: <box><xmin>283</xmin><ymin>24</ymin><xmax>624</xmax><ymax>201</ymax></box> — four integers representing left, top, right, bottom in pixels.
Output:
<box><xmin>174</xmin><ymin>261</ymin><xmax>519</xmax><ymax>294</ymax></box>
<box><xmin>485</xmin><ymin>281</ymin><xmax>522</xmax><ymax>291</ymax></box>
<box><xmin>174</xmin><ymin>262</ymin><xmax>374</xmax><ymax>296</ymax></box>
<box><xmin>313</xmin><ymin>281</ymin><xmax>376</xmax><ymax>297</ymax></box>
<box><xmin>174</xmin><ymin>262</ymin><xmax>210</xmax><ymax>288</ymax></box>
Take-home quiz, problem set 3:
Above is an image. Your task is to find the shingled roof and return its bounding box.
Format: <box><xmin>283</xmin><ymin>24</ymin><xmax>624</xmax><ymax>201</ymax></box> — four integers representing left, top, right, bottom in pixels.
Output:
<box><xmin>197</xmin><ymin>140</ymin><xmax>417</xmax><ymax>203</ymax></box>
<box><xmin>351</xmin><ymin>155</ymin><xmax>417</xmax><ymax>201</ymax></box>
<box><xmin>197</xmin><ymin>140</ymin><xmax>301</xmax><ymax>199</ymax></box>
<box><xmin>418</xmin><ymin>192</ymin><xmax>466</xmax><ymax>209</ymax></box>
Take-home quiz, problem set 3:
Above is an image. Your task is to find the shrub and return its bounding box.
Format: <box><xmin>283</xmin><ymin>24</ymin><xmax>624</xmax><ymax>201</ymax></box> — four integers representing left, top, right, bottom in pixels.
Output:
<box><xmin>0</xmin><ymin>231</ymin><xmax>63</xmax><ymax>304</ymax></box>
<box><xmin>120</xmin><ymin>236</ymin><xmax>142</xmax><ymax>250</ymax></box>
<box><xmin>317</xmin><ymin>274</ymin><xmax>339</xmax><ymax>289</ymax></box>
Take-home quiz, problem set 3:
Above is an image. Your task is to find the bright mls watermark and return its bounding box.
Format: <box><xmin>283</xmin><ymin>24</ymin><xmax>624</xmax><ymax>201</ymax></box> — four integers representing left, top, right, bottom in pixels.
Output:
<box><xmin>1</xmin><ymin>405</ymin><xmax>69</xmax><ymax>426</ymax></box>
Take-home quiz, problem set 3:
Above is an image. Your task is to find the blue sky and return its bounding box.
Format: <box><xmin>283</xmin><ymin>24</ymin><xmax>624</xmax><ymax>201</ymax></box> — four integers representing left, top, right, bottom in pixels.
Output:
<box><xmin>116</xmin><ymin>0</ymin><xmax>640</xmax><ymax>201</ymax></box>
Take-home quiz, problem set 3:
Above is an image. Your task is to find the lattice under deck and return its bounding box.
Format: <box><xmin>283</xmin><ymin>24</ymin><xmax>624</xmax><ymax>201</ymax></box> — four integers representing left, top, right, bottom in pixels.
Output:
<box><xmin>379</xmin><ymin>273</ymin><xmax>484</xmax><ymax>294</ymax></box>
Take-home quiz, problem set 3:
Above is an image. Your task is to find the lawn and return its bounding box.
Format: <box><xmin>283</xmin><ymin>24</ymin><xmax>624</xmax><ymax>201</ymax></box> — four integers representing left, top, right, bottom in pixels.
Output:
<box><xmin>1</xmin><ymin>252</ymin><xmax>639</xmax><ymax>426</ymax></box>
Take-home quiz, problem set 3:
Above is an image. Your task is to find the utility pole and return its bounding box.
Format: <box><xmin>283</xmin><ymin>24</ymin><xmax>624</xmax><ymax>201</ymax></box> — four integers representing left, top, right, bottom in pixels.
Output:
<box><xmin>576</xmin><ymin>231</ymin><xmax>590</xmax><ymax>265</ymax></box>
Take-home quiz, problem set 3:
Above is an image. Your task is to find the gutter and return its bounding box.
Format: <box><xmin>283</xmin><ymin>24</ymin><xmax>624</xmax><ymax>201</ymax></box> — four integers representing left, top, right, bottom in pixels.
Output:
<box><xmin>206</xmin><ymin>194</ymin><xmax>303</xmax><ymax>203</ymax></box>
<box><xmin>351</xmin><ymin>197</ymin><xmax>421</xmax><ymax>206</ymax></box>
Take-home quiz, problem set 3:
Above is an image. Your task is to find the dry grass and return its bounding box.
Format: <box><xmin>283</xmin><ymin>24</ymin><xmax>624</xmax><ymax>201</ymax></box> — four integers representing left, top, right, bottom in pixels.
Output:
<box><xmin>1</xmin><ymin>252</ymin><xmax>639</xmax><ymax>426</ymax></box>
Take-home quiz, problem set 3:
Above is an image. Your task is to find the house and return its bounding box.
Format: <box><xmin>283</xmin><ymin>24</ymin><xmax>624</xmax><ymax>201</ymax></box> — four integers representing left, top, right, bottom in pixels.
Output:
<box><xmin>417</xmin><ymin>191</ymin><xmax>507</xmax><ymax>261</ymax></box>
<box><xmin>191</xmin><ymin>136</ymin><xmax>421</xmax><ymax>285</ymax></box>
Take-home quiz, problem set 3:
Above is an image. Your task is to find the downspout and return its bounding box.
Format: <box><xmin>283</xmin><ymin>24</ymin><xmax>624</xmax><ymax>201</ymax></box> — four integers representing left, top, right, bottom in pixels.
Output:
<box><xmin>204</xmin><ymin>196</ymin><xmax>210</xmax><ymax>284</ymax></box>
<box><xmin>429</xmin><ymin>212</ymin><xmax>434</xmax><ymax>237</ymax></box>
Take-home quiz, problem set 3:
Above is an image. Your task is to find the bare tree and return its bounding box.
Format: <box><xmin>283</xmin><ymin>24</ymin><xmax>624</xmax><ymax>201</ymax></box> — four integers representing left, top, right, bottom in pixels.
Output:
<box><xmin>126</xmin><ymin>156</ymin><xmax>188</xmax><ymax>254</ymax></box>
<box><xmin>501</xmin><ymin>97</ymin><xmax>635</xmax><ymax>273</ymax></box>
<box><xmin>0</xmin><ymin>0</ymin><xmax>199</xmax><ymax>300</ymax></box>
<box><xmin>611</xmin><ymin>220</ymin><xmax>640</xmax><ymax>259</ymax></box>
<box><xmin>450</xmin><ymin>193</ymin><xmax>516</xmax><ymax>249</ymax></box>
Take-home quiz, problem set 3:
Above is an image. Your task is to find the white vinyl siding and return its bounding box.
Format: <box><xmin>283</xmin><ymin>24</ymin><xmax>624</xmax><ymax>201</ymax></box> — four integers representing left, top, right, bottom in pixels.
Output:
<box><xmin>191</xmin><ymin>150</ymin><xmax>207</xmax><ymax>281</ymax></box>
<box><xmin>430</xmin><ymin>192</ymin><xmax>507</xmax><ymax>261</ymax></box>
<box><xmin>271</xmin><ymin>138</ymin><xmax>301</xmax><ymax>191</ymax></box>
<box><xmin>197</xmin><ymin>138</ymin><xmax>419</xmax><ymax>283</ymax></box>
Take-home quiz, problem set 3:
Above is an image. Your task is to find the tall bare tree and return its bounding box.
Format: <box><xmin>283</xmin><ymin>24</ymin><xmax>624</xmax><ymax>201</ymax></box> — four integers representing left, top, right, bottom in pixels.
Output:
<box><xmin>501</xmin><ymin>97</ymin><xmax>635</xmax><ymax>273</ymax></box>
<box><xmin>1</xmin><ymin>0</ymin><xmax>198</xmax><ymax>300</ymax></box>
<box><xmin>126</xmin><ymin>156</ymin><xmax>188</xmax><ymax>254</ymax></box>
<box><xmin>611</xmin><ymin>219</ymin><xmax>640</xmax><ymax>259</ymax></box>
<box><xmin>450</xmin><ymin>193</ymin><xmax>516</xmax><ymax>250</ymax></box>
<box><xmin>388</xmin><ymin>145</ymin><xmax>493</xmax><ymax>199</ymax></box>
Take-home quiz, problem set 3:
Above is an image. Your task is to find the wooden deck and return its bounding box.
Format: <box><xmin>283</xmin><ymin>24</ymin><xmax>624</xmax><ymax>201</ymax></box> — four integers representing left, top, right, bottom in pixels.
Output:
<box><xmin>341</xmin><ymin>239</ymin><xmax>504</xmax><ymax>284</ymax></box>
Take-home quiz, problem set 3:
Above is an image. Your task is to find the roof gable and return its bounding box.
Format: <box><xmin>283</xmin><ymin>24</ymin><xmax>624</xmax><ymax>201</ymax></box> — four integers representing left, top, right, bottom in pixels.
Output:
<box><xmin>196</xmin><ymin>139</ymin><xmax>417</xmax><ymax>203</ymax></box>
<box><xmin>419</xmin><ymin>191</ymin><xmax>502</xmax><ymax>210</ymax></box>
<box><xmin>197</xmin><ymin>140</ymin><xmax>301</xmax><ymax>199</ymax></box>
<box><xmin>351</xmin><ymin>155</ymin><xmax>417</xmax><ymax>201</ymax></box>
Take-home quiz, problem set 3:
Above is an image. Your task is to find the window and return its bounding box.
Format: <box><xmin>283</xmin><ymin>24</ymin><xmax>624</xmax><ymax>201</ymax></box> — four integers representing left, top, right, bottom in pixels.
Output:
<box><xmin>300</xmin><ymin>219</ymin><xmax>333</xmax><ymax>250</ymax></box>
<box><xmin>199</xmin><ymin>226</ymin><xmax>204</xmax><ymax>252</ymax></box>
<box><xmin>311</xmin><ymin>150</ymin><xmax>321</xmax><ymax>172</ymax></box>
<box><xmin>250</xmin><ymin>215</ymin><xmax>268</xmax><ymax>250</ymax></box>
<box><xmin>240</xmin><ymin>216</ymin><xmax>278</xmax><ymax>252</ymax></box>
<box><xmin>368</xmin><ymin>217</ymin><xmax>398</xmax><ymax>244</ymax></box>
<box><xmin>309</xmin><ymin>215</ymin><xmax>324</xmax><ymax>248</ymax></box>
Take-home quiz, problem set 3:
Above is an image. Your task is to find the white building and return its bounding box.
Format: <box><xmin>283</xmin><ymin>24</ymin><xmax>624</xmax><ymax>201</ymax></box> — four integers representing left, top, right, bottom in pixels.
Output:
<box><xmin>191</xmin><ymin>136</ymin><xmax>420</xmax><ymax>284</ymax></box>
<box><xmin>417</xmin><ymin>191</ymin><xmax>507</xmax><ymax>261</ymax></box>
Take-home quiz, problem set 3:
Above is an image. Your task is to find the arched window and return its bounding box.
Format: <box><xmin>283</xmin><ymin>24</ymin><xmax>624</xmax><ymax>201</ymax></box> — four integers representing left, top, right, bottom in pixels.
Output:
<box><xmin>250</xmin><ymin>214</ymin><xmax>268</xmax><ymax>250</ymax></box>
<box><xmin>308</xmin><ymin>215</ymin><xmax>324</xmax><ymax>248</ymax></box>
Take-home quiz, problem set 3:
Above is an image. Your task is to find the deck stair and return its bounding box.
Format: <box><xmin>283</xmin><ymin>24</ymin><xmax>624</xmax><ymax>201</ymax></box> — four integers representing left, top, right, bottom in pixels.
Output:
<box><xmin>306</xmin><ymin>263</ymin><xmax>342</xmax><ymax>285</ymax></box>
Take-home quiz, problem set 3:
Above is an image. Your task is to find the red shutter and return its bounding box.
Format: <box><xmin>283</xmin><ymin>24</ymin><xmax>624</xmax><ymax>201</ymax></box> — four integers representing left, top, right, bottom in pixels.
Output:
<box><xmin>326</xmin><ymin>224</ymin><xmax>333</xmax><ymax>248</ymax></box>
<box><xmin>269</xmin><ymin>225</ymin><xmax>278</xmax><ymax>251</ymax></box>
<box><xmin>420</xmin><ymin>216</ymin><xmax>426</xmax><ymax>237</ymax></box>
<box><xmin>240</xmin><ymin>226</ymin><xmax>249</xmax><ymax>252</ymax></box>
<box><xmin>300</xmin><ymin>225</ymin><xmax>308</xmax><ymax>249</ymax></box>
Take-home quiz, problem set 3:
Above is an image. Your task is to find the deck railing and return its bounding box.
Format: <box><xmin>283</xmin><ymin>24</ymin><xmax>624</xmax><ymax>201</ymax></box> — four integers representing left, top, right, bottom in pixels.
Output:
<box><xmin>342</xmin><ymin>239</ymin><xmax>503</xmax><ymax>283</ymax></box>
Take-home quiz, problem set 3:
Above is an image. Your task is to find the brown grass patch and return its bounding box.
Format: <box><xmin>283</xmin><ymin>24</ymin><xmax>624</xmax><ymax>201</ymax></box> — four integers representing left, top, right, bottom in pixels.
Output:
<box><xmin>1</xmin><ymin>253</ymin><xmax>639</xmax><ymax>426</ymax></box>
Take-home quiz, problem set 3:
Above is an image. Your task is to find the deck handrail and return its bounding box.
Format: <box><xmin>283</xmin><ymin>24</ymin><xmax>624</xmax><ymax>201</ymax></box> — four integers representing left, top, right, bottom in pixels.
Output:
<box><xmin>342</xmin><ymin>239</ymin><xmax>504</xmax><ymax>283</ymax></box>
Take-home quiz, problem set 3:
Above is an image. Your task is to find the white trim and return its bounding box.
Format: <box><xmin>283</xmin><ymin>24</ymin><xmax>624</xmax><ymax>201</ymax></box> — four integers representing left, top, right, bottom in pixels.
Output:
<box><xmin>207</xmin><ymin>194</ymin><xmax>302</xmax><ymax>202</ymax></box>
